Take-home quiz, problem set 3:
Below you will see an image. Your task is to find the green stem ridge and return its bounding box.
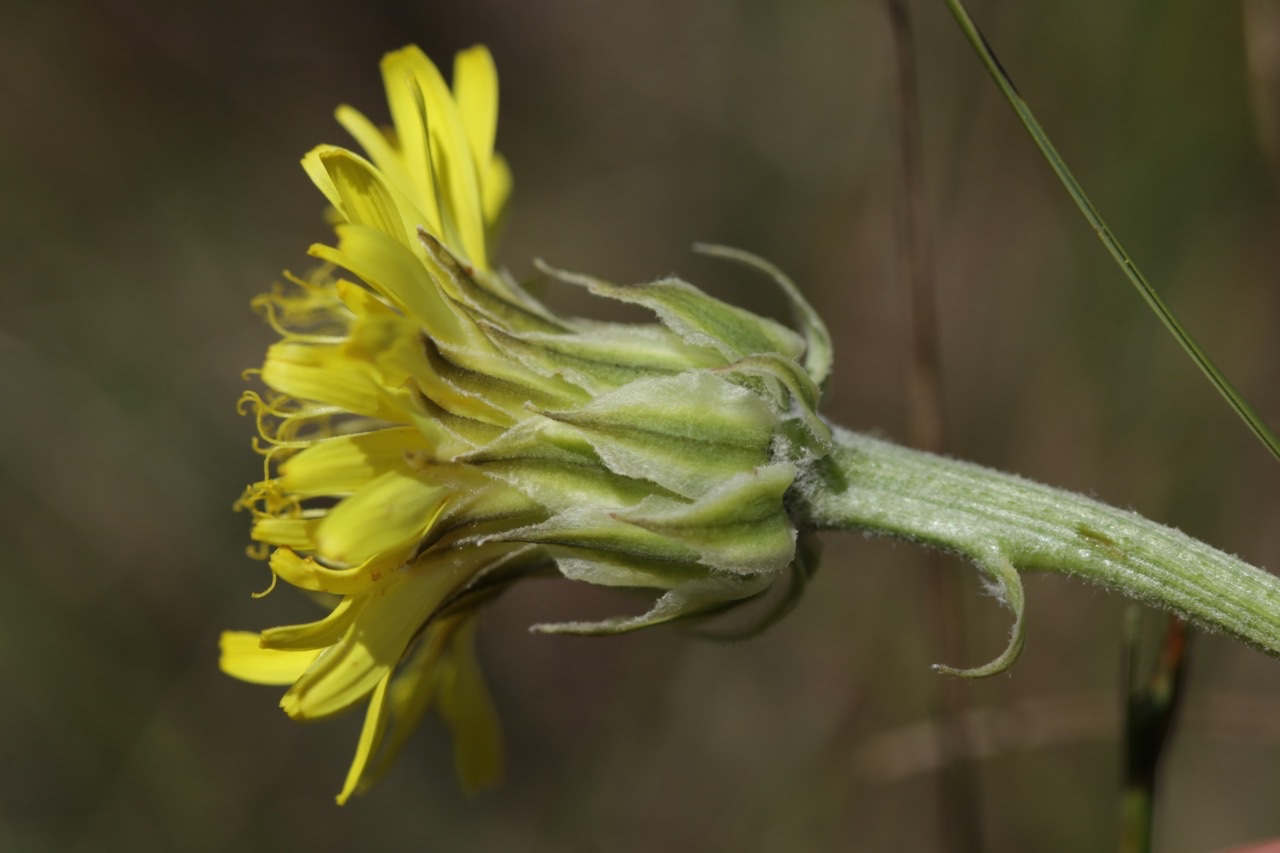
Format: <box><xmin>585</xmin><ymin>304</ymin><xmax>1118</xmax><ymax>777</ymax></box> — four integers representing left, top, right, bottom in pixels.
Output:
<box><xmin>791</xmin><ymin>427</ymin><xmax>1280</xmax><ymax>675</ymax></box>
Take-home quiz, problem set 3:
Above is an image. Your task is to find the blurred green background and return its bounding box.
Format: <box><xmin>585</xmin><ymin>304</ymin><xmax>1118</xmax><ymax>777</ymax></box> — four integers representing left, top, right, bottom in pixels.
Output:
<box><xmin>4</xmin><ymin>0</ymin><xmax>1280</xmax><ymax>850</ymax></box>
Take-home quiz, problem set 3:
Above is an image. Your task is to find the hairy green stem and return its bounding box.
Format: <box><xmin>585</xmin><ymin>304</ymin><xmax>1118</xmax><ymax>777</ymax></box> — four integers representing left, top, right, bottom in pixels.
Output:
<box><xmin>792</xmin><ymin>427</ymin><xmax>1280</xmax><ymax>674</ymax></box>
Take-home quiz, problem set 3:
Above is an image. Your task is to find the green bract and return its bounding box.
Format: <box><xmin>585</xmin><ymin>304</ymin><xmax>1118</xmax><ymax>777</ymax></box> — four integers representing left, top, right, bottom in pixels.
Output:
<box><xmin>480</xmin><ymin>253</ymin><xmax>834</xmax><ymax>633</ymax></box>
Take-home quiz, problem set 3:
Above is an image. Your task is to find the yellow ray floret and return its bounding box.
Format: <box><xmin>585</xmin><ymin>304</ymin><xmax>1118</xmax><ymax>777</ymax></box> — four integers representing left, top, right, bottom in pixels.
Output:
<box><xmin>326</xmin><ymin>45</ymin><xmax>510</xmax><ymax>271</ymax></box>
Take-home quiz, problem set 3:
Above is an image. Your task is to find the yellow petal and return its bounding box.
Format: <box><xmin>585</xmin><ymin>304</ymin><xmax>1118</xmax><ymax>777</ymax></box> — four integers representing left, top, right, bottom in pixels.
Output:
<box><xmin>279</xmin><ymin>427</ymin><xmax>425</xmax><ymax>497</ymax></box>
<box><xmin>334</xmin><ymin>105</ymin><xmax>429</xmax><ymax>228</ymax></box>
<box><xmin>219</xmin><ymin>631</ymin><xmax>322</xmax><ymax>685</ymax></box>
<box><xmin>279</xmin><ymin>559</ymin><xmax>462</xmax><ymax>719</ymax></box>
<box><xmin>269</xmin><ymin>546</ymin><xmax>407</xmax><ymax>597</ymax></box>
<box><xmin>336</xmin><ymin>672</ymin><xmax>392</xmax><ymax>805</ymax></box>
<box><xmin>310</xmin><ymin>225</ymin><xmax>473</xmax><ymax>347</ymax></box>
<box><xmin>392</xmin><ymin>46</ymin><xmax>488</xmax><ymax>267</ymax></box>
<box><xmin>251</xmin><ymin>515</ymin><xmax>321</xmax><ymax>550</ymax></box>
<box><xmin>482</xmin><ymin>153</ymin><xmax>513</xmax><ymax>225</ymax></box>
<box><xmin>259</xmin><ymin>596</ymin><xmax>365</xmax><ymax>651</ymax></box>
<box><xmin>335</xmin><ymin>311</ymin><xmax>513</xmax><ymax>427</ymax></box>
<box><xmin>453</xmin><ymin>46</ymin><xmax>498</xmax><ymax>183</ymax></box>
<box><xmin>315</xmin><ymin>470</ymin><xmax>449</xmax><ymax>565</ymax></box>
<box><xmin>334</xmin><ymin>278</ymin><xmax>396</xmax><ymax>318</ymax></box>
<box><xmin>350</xmin><ymin>619</ymin><xmax>454</xmax><ymax>794</ymax></box>
<box><xmin>311</xmin><ymin>146</ymin><xmax>414</xmax><ymax>247</ymax></box>
<box><xmin>380</xmin><ymin>47</ymin><xmax>437</xmax><ymax>223</ymax></box>
<box><xmin>260</xmin><ymin>341</ymin><xmax>401</xmax><ymax>422</ymax></box>
<box><xmin>437</xmin><ymin>616</ymin><xmax>503</xmax><ymax>794</ymax></box>
<box><xmin>300</xmin><ymin>147</ymin><xmax>342</xmax><ymax>217</ymax></box>
<box><xmin>452</xmin><ymin>46</ymin><xmax>512</xmax><ymax>225</ymax></box>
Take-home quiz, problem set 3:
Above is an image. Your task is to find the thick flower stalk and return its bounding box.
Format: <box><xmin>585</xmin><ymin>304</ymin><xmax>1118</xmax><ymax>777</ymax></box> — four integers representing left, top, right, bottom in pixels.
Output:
<box><xmin>222</xmin><ymin>45</ymin><xmax>832</xmax><ymax>803</ymax></box>
<box><xmin>225</xmin><ymin>44</ymin><xmax>1280</xmax><ymax>805</ymax></box>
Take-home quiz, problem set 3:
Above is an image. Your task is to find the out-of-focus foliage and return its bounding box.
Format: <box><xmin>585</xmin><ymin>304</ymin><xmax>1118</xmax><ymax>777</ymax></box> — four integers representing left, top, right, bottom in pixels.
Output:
<box><xmin>3</xmin><ymin>1</ymin><xmax>1280</xmax><ymax>850</ymax></box>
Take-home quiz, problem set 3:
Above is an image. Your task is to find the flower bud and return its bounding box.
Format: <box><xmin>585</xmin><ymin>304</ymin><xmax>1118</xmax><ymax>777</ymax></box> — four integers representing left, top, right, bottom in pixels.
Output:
<box><xmin>221</xmin><ymin>44</ymin><xmax>833</xmax><ymax>802</ymax></box>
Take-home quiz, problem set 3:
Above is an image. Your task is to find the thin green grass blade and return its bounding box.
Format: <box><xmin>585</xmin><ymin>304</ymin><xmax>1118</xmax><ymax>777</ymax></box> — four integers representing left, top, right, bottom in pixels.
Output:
<box><xmin>942</xmin><ymin>0</ymin><xmax>1280</xmax><ymax>463</ymax></box>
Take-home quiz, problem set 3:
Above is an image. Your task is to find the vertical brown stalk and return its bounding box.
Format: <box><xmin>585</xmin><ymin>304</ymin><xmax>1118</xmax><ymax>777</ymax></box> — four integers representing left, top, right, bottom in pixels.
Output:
<box><xmin>1119</xmin><ymin>612</ymin><xmax>1191</xmax><ymax>853</ymax></box>
<box><xmin>1243</xmin><ymin>0</ymin><xmax>1280</xmax><ymax>183</ymax></box>
<box><xmin>885</xmin><ymin>1</ymin><xmax>982</xmax><ymax>850</ymax></box>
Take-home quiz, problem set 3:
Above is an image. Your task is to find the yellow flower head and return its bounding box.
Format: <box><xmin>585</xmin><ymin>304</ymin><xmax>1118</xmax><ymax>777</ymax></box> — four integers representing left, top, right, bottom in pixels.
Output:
<box><xmin>222</xmin><ymin>45</ymin><xmax>833</xmax><ymax>804</ymax></box>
